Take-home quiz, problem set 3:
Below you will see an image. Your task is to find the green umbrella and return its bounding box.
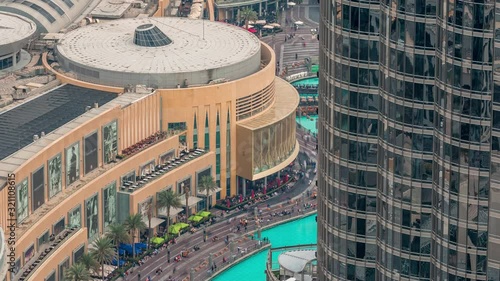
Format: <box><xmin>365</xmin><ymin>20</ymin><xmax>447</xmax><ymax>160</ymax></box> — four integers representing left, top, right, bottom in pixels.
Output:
<box><xmin>197</xmin><ymin>211</ymin><xmax>211</xmax><ymax>218</ymax></box>
<box><xmin>191</xmin><ymin>215</ymin><xmax>204</xmax><ymax>222</ymax></box>
<box><xmin>168</xmin><ymin>224</ymin><xmax>182</xmax><ymax>234</ymax></box>
<box><xmin>188</xmin><ymin>215</ymin><xmax>197</xmax><ymax>221</ymax></box>
<box><xmin>177</xmin><ymin>222</ymin><xmax>190</xmax><ymax>229</ymax></box>
<box><xmin>151</xmin><ymin>237</ymin><xmax>165</xmax><ymax>245</ymax></box>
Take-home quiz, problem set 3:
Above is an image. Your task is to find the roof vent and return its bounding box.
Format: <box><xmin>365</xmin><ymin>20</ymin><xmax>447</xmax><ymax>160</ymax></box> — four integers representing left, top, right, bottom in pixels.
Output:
<box><xmin>33</xmin><ymin>135</ymin><xmax>39</xmax><ymax>142</ymax></box>
<box><xmin>133</xmin><ymin>24</ymin><xmax>172</xmax><ymax>47</ymax></box>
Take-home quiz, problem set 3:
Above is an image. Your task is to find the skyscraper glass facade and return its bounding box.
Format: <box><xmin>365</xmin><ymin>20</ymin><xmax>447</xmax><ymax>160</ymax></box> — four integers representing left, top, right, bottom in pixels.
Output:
<box><xmin>318</xmin><ymin>0</ymin><xmax>500</xmax><ymax>279</ymax></box>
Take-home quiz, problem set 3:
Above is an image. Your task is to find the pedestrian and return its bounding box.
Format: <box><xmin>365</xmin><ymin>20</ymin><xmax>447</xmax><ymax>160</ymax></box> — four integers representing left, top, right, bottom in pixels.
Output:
<box><xmin>167</xmin><ymin>249</ymin><xmax>171</xmax><ymax>263</ymax></box>
<box><xmin>173</xmin><ymin>266</ymin><xmax>177</xmax><ymax>274</ymax></box>
<box><xmin>295</xmin><ymin>53</ymin><xmax>298</xmax><ymax>60</ymax></box>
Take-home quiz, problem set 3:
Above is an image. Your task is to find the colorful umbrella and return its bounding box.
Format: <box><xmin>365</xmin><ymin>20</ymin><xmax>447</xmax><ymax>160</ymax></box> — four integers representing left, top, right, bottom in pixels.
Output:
<box><xmin>151</xmin><ymin>237</ymin><xmax>165</xmax><ymax>245</ymax></box>
<box><xmin>176</xmin><ymin>222</ymin><xmax>190</xmax><ymax>229</ymax></box>
<box><xmin>197</xmin><ymin>211</ymin><xmax>211</xmax><ymax>218</ymax></box>
<box><xmin>168</xmin><ymin>224</ymin><xmax>182</xmax><ymax>234</ymax></box>
<box><xmin>192</xmin><ymin>215</ymin><xmax>204</xmax><ymax>222</ymax></box>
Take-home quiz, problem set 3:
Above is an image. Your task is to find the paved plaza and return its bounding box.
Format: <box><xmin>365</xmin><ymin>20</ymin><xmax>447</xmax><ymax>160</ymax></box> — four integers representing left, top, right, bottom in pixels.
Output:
<box><xmin>260</xmin><ymin>0</ymin><xmax>320</xmax><ymax>77</ymax></box>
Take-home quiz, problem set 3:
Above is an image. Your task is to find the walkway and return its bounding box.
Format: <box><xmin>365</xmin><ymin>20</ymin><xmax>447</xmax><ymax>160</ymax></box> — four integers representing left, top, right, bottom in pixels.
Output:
<box><xmin>120</xmin><ymin>184</ymin><xmax>317</xmax><ymax>281</ymax></box>
<box><xmin>259</xmin><ymin>0</ymin><xmax>319</xmax><ymax>77</ymax></box>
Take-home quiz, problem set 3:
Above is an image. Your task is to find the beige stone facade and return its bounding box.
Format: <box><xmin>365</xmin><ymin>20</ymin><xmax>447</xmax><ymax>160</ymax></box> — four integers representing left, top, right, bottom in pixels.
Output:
<box><xmin>0</xmin><ymin>41</ymin><xmax>299</xmax><ymax>281</ymax></box>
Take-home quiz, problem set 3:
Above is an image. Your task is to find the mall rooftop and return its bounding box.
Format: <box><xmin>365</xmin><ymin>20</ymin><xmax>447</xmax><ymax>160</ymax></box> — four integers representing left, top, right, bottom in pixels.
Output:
<box><xmin>0</xmin><ymin>11</ymin><xmax>36</xmax><ymax>57</ymax></box>
<box><xmin>55</xmin><ymin>17</ymin><xmax>262</xmax><ymax>88</ymax></box>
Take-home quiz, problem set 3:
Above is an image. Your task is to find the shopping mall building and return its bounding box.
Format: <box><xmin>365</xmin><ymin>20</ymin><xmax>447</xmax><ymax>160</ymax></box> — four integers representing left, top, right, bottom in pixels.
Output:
<box><xmin>0</xmin><ymin>17</ymin><xmax>299</xmax><ymax>281</ymax></box>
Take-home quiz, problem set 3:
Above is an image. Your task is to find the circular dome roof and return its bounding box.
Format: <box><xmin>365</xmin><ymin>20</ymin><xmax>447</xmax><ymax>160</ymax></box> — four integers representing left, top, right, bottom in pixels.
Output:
<box><xmin>0</xmin><ymin>12</ymin><xmax>36</xmax><ymax>57</ymax></box>
<box><xmin>56</xmin><ymin>17</ymin><xmax>262</xmax><ymax>88</ymax></box>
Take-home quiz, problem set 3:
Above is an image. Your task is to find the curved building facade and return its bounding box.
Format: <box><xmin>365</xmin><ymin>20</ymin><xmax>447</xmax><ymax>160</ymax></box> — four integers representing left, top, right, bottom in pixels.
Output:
<box><xmin>0</xmin><ymin>12</ymin><xmax>36</xmax><ymax>71</ymax></box>
<box><xmin>319</xmin><ymin>0</ymin><xmax>500</xmax><ymax>280</ymax></box>
<box><xmin>377</xmin><ymin>0</ymin><xmax>436</xmax><ymax>279</ymax></box>
<box><xmin>0</xmin><ymin>0</ymin><xmax>98</xmax><ymax>33</ymax></box>
<box><xmin>433</xmin><ymin>0</ymin><xmax>493</xmax><ymax>279</ymax></box>
<box><xmin>55</xmin><ymin>18</ymin><xmax>263</xmax><ymax>88</ymax></box>
<box><xmin>0</xmin><ymin>227</ymin><xmax>7</xmax><ymax>281</ymax></box>
<box><xmin>0</xmin><ymin>18</ymin><xmax>299</xmax><ymax>281</ymax></box>
<box><xmin>317</xmin><ymin>0</ymin><xmax>380</xmax><ymax>279</ymax></box>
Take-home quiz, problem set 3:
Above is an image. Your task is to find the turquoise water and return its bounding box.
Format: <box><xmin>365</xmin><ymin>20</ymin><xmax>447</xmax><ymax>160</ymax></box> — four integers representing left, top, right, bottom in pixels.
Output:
<box><xmin>291</xmin><ymin>77</ymin><xmax>319</xmax><ymax>87</ymax></box>
<box><xmin>296</xmin><ymin>115</ymin><xmax>318</xmax><ymax>134</ymax></box>
<box><xmin>213</xmin><ymin>214</ymin><xmax>317</xmax><ymax>281</ymax></box>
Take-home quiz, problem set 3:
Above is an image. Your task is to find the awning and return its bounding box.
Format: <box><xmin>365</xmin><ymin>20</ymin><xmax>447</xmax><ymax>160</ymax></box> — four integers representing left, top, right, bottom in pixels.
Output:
<box><xmin>157</xmin><ymin>207</ymin><xmax>183</xmax><ymax>218</ymax></box>
<box><xmin>197</xmin><ymin>187</ymin><xmax>222</xmax><ymax>197</ymax></box>
<box><xmin>142</xmin><ymin>217</ymin><xmax>165</xmax><ymax>228</ymax></box>
<box><xmin>278</xmin><ymin>250</ymin><xmax>317</xmax><ymax>273</ymax></box>
<box><xmin>181</xmin><ymin>193</ymin><xmax>203</xmax><ymax>207</ymax></box>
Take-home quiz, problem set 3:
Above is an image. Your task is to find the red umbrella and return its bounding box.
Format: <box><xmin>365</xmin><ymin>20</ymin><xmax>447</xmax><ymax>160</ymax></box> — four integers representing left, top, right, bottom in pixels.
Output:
<box><xmin>247</xmin><ymin>28</ymin><xmax>257</xmax><ymax>33</ymax></box>
<box><xmin>251</xmin><ymin>189</ymin><xmax>255</xmax><ymax>199</ymax></box>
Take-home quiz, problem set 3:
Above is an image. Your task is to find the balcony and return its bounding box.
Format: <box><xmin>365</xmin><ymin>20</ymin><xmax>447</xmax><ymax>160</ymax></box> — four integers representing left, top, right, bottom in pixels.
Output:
<box><xmin>16</xmin><ymin>228</ymin><xmax>79</xmax><ymax>281</ymax></box>
<box><xmin>120</xmin><ymin>148</ymin><xmax>208</xmax><ymax>193</ymax></box>
<box><xmin>15</xmin><ymin>132</ymin><xmax>185</xmax><ymax>237</ymax></box>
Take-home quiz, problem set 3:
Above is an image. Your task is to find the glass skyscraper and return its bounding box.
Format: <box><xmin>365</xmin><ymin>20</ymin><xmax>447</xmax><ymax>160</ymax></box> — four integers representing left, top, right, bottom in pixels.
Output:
<box><xmin>317</xmin><ymin>0</ymin><xmax>500</xmax><ymax>280</ymax></box>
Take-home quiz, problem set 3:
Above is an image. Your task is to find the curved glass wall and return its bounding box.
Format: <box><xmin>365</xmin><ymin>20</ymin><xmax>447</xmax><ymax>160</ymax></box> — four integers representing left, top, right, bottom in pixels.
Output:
<box><xmin>432</xmin><ymin>1</ymin><xmax>494</xmax><ymax>280</ymax></box>
<box><xmin>377</xmin><ymin>0</ymin><xmax>436</xmax><ymax>279</ymax></box>
<box><xmin>488</xmin><ymin>4</ymin><xmax>500</xmax><ymax>280</ymax></box>
<box><xmin>318</xmin><ymin>0</ymin><xmax>380</xmax><ymax>278</ymax></box>
<box><xmin>433</xmin><ymin>0</ymin><xmax>493</xmax><ymax>279</ymax></box>
<box><xmin>251</xmin><ymin>113</ymin><xmax>296</xmax><ymax>174</ymax></box>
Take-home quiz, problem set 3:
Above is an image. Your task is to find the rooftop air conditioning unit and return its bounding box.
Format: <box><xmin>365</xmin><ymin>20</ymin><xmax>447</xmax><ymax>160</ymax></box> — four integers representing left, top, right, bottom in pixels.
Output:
<box><xmin>33</xmin><ymin>135</ymin><xmax>39</xmax><ymax>141</ymax></box>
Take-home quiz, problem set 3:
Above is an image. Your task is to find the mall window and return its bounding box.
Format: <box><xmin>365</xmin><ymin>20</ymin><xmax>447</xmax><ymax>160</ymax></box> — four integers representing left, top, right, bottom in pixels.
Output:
<box><xmin>168</xmin><ymin>122</ymin><xmax>186</xmax><ymax>131</ymax></box>
<box><xmin>37</xmin><ymin>230</ymin><xmax>50</xmax><ymax>249</ymax></box>
<box><xmin>193</xmin><ymin>113</ymin><xmax>198</xmax><ymax>148</ymax></box>
<box><xmin>204</xmin><ymin>112</ymin><xmax>210</xmax><ymax>149</ymax></box>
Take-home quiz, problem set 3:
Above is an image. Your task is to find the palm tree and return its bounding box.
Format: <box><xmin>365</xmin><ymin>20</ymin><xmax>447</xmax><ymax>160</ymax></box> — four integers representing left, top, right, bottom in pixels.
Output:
<box><xmin>124</xmin><ymin>213</ymin><xmax>147</xmax><ymax>258</ymax></box>
<box><xmin>91</xmin><ymin>236</ymin><xmax>116</xmax><ymax>281</ymax></box>
<box><xmin>239</xmin><ymin>7</ymin><xmax>258</xmax><ymax>30</ymax></box>
<box><xmin>106</xmin><ymin>224</ymin><xmax>130</xmax><ymax>269</ymax></box>
<box><xmin>79</xmin><ymin>252</ymin><xmax>99</xmax><ymax>276</ymax></box>
<box><xmin>65</xmin><ymin>263</ymin><xmax>92</xmax><ymax>281</ymax></box>
<box><xmin>183</xmin><ymin>183</ymin><xmax>191</xmax><ymax>219</ymax></box>
<box><xmin>146</xmin><ymin>201</ymin><xmax>153</xmax><ymax>250</ymax></box>
<box><xmin>198</xmin><ymin>175</ymin><xmax>217</xmax><ymax>211</ymax></box>
<box><xmin>157</xmin><ymin>189</ymin><xmax>182</xmax><ymax>232</ymax></box>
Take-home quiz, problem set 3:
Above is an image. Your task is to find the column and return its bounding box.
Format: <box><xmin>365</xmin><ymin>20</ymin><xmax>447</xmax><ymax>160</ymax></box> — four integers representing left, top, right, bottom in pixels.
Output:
<box><xmin>259</xmin><ymin>2</ymin><xmax>262</xmax><ymax>16</ymax></box>
<box><xmin>242</xmin><ymin>179</ymin><xmax>246</xmax><ymax>197</ymax></box>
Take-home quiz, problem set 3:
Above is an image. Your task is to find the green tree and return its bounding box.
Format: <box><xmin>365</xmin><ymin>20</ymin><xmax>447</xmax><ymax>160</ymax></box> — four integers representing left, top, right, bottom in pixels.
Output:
<box><xmin>91</xmin><ymin>236</ymin><xmax>116</xmax><ymax>280</ymax></box>
<box><xmin>124</xmin><ymin>213</ymin><xmax>147</xmax><ymax>258</ymax></box>
<box><xmin>198</xmin><ymin>175</ymin><xmax>217</xmax><ymax>211</ymax></box>
<box><xmin>239</xmin><ymin>7</ymin><xmax>258</xmax><ymax>30</ymax></box>
<box><xmin>157</xmin><ymin>189</ymin><xmax>182</xmax><ymax>231</ymax></box>
<box><xmin>65</xmin><ymin>263</ymin><xmax>92</xmax><ymax>281</ymax></box>
<box><xmin>106</xmin><ymin>223</ymin><xmax>130</xmax><ymax>269</ymax></box>
<box><xmin>79</xmin><ymin>252</ymin><xmax>99</xmax><ymax>275</ymax></box>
